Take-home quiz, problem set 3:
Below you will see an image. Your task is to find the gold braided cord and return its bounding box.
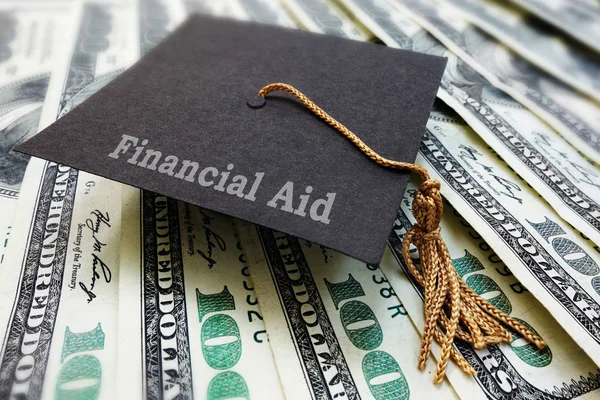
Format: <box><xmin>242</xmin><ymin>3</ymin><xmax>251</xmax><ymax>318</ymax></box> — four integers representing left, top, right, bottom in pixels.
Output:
<box><xmin>258</xmin><ymin>83</ymin><xmax>546</xmax><ymax>384</ymax></box>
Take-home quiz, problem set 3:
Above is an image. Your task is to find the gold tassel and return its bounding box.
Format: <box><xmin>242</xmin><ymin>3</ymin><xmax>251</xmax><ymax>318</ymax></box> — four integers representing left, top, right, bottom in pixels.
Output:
<box><xmin>256</xmin><ymin>82</ymin><xmax>546</xmax><ymax>383</ymax></box>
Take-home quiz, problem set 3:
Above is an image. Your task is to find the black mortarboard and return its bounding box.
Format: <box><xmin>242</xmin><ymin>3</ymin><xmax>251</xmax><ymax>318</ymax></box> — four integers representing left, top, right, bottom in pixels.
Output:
<box><xmin>16</xmin><ymin>14</ymin><xmax>446</xmax><ymax>265</ymax></box>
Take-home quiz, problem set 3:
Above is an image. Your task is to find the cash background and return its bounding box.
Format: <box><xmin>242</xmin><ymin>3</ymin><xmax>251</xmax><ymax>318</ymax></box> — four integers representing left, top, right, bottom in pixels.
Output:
<box><xmin>0</xmin><ymin>0</ymin><xmax>599</xmax><ymax>399</ymax></box>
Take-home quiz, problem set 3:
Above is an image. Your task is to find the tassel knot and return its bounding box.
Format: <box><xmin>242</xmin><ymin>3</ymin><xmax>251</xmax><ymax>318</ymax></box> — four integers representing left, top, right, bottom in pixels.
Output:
<box><xmin>412</xmin><ymin>178</ymin><xmax>442</xmax><ymax>233</ymax></box>
<box><xmin>410</xmin><ymin>226</ymin><xmax>441</xmax><ymax>246</ymax></box>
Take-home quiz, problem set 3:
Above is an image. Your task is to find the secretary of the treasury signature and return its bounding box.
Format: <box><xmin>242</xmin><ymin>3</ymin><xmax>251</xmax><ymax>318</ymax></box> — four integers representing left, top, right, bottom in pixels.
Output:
<box><xmin>79</xmin><ymin>209</ymin><xmax>113</xmax><ymax>303</ymax></box>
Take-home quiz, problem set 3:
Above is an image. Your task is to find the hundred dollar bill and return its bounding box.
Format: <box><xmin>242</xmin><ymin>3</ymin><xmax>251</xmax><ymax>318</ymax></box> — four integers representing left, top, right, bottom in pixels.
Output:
<box><xmin>447</xmin><ymin>0</ymin><xmax>600</xmax><ymax>103</ymax></box>
<box><xmin>184</xmin><ymin>0</ymin><xmax>249</xmax><ymax>21</ymax></box>
<box><xmin>380</xmin><ymin>175</ymin><xmax>600</xmax><ymax>400</ymax></box>
<box><xmin>0</xmin><ymin>1</ymin><xmax>73</xmax><ymax>262</ymax></box>
<box><xmin>117</xmin><ymin>188</ymin><xmax>285</xmax><ymax>399</ymax></box>
<box><xmin>118</xmin><ymin>0</ymin><xmax>184</xmax><ymax>392</ymax></box>
<box><xmin>0</xmin><ymin>1</ymin><xmax>137</xmax><ymax>398</ymax></box>
<box><xmin>238</xmin><ymin>0</ymin><xmax>297</xmax><ymax>28</ymax></box>
<box><xmin>338</xmin><ymin>0</ymin><xmax>600</xmax><ymax>251</ymax></box>
<box><xmin>117</xmin><ymin>3</ymin><xmax>284</xmax><ymax>398</ymax></box>
<box><xmin>138</xmin><ymin>0</ymin><xmax>186</xmax><ymax>58</ymax></box>
<box><xmin>413</xmin><ymin>101</ymin><xmax>600</xmax><ymax>370</ymax></box>
<box><xmin>186</xmin><ymin>0</ymin><xmax>297</xmax><ymax>28</ymax></box>
<box><xmin>506</xmin><ymin>0</ymin><xmax>600</xmax><ymax>53</ymax></box>
<box><xmin>394</xmin><ymin>0</ymin><xmax>600</xmax><ymax>162</ymax></box>
<box><xmin>374</xmin><ymin>104</ymin><xmax>600</xmax><ymax>399</ymax></box>
<box><xmin>280</xmin><ymin>0</ymin><xmax>368</xmax><ymax>40</ymax></box>
<box><xmin>391</xmin><ymin>0</ymin><xmax>600</xmax><ymax>166</ymax></box>
<box><xmin>239</xmin><ymin>222</ymin><xmax>460</xmax><ymax>400</ymax></box>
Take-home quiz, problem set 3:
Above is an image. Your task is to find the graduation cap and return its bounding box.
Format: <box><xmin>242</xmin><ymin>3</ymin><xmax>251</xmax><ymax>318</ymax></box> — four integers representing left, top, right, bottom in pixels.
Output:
<box><xmin>16</xmin><ymin>15</ymin><xmax>544</xmax><ymax>382</ymax></box>
<box><xmin>17</xmin><ymin>14</ymin><xmax>445</xmax><ymax>265</ymax></box>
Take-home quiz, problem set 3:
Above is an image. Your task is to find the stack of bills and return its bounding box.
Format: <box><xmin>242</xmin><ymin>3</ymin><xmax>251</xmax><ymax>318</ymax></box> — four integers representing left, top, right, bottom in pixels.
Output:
<box><xmin>0</xmin><ymin>0</ymin><xmax>598</xmax><ymax>398</ymax></box>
